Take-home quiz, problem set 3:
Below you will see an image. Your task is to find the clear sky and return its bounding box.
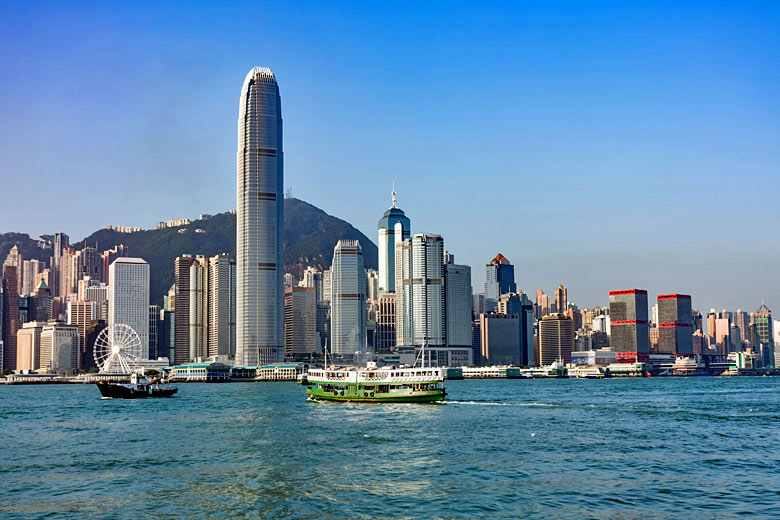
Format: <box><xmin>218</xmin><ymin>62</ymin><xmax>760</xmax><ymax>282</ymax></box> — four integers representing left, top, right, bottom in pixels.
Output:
<box><xmin>1</xmin><ymin>1</ymin><xmax>779</xmax><ymax>312</ymax></box>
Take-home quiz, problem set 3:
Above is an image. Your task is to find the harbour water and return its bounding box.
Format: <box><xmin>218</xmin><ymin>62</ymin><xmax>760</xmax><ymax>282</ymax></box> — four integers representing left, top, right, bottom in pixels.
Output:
<box><xmin>2</xmin><ymin>377</ymin><xmax>780</xmax><ymax>519</ymax></box>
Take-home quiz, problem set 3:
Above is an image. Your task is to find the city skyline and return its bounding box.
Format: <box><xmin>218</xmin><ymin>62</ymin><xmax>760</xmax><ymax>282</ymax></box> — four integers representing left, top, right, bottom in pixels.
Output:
<box><xmin>1</xmin><ymin>2</ymin><xmax>779</xmax><ymax>311</ymax></box>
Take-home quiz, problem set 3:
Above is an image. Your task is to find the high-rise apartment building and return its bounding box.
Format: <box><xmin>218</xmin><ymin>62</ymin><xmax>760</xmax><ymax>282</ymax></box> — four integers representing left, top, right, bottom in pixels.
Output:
<box><xmin>539</xmin><ymin>314</ymin><xmax>575</xmax><ymax>365</ymax></box>
<box><xmin>366</xmin><ymin>269</ymin><xmax>379</xmax><ymax>302</ymax></box>
<box><xmin>657</xmin><ymin>294</ymin><xmax>693</xmax><ymax>355</ymax></box>
<box><xmin>3</xmin><ymin>246</ymin><xmax>24</xmax><ymax>295</ymax></box>
<box><xmin>108</xmin><ymin>258</ymin><xmax>150</xmax><ymax>359</ymax></box>
<box><xmin>445</xmin><ymin>262</ymin><xmax>472</xmax><ymax>349</ymax></box>
<box><xmin>330</xmin><ymin>240</ymin><xmax>367</xmax><ymax>359</ymax></box>
<box><xmin>714</xmin><ymin>318</ymin><xmax>731</xmax><ymax>355</ymax></box>
<box><xmin>2</xmin><ymin>265</ymin><xmax>20</xmax><ymax>372</ymax></box>
<box><xmin>208</xmin><ymin>254</ymin><xmax>236</xmax><ymax>358</ymax></box>
<box><xmin>377</xmin><ymin>188</ymin><xmax>411</xmax><ymax>293</ymax></box>
<box><xmin>50</xmin><ymin>232</ymin><xmax>69</xmax><ymax>298</ymax></box>
<box><xmin>555</xmin><ymin>284</ymin><xmax>567</xmax><ymax>314</ymax></box>
<box><xmin>173</xmin><ymin>255</ymin><xmax>197</xmax><ymax>364</ymax></box>
<box><xmin>284</xmin><ymin>287</ymin><xmax>316</xmax><ymax>358</ymax></box>
<box><xmin>485</xmin><ymin>254</ymin><xmax>516</xmax><ymax>312</ymax></box>
<box><xmin>101</xmin><ymin>244</ymin><xmax>128</xmax><ymax>284</ymax></box>
<box><xmin>535</xmin><ymin>289</ymin><xmax>551</xmax><ymax>319</ymax></box>
<box><xmin>734</xmin><ymin>310</ymin><xmax>750</xmax><ymax>346</ymax></box>
<box><xmin>67</xmin><ymin>300</ymin><xmax>98</xmax><ymax>363</ymax></box>
<box><xmin>21</xmin><ymin>259</ymin><xmax>44</xmax><ymax>296</ymax></box>
<box><xmin>236</xmin><ymin>66</ymin><xmax>284</xmax><ymax>366</ymax></box>
<box><xmin>608</xmin><ymin>289</ymin><xmax>650</xmax><ymax>363</ymax></box>
<box><xmin>396</xmin><ymin>234</ymin><xmax>445</xmax><ymax>348</ymax></box>
<box><xmin>189</xmin><ymin>256</ymin><xmax>209</xmax><ymax>360</ymax></box>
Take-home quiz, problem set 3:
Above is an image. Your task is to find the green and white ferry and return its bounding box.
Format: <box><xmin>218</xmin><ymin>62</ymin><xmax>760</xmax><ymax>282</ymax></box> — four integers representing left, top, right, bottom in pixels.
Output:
<box><xmin>303</xmin><ymin>357</ymin><xmax>446</xmax><ymax>403</ymax></box>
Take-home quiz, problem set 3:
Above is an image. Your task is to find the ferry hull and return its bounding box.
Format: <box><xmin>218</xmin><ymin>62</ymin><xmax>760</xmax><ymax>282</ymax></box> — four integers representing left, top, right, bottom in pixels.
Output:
<box><xmin>307</xmin><ymin>388</ymin><xmax>445</xmax><ymax>403</ymax></box>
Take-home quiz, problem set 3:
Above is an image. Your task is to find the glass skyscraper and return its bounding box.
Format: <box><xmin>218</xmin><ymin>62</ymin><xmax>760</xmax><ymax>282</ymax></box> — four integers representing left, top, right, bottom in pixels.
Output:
<box><xmin>485</xmin><ymin>253</ymin><xmax>516</xmax><ymax>312</ymax></box>
<box><xmin>377</xmin><ymin>188</ymin><xmax>410</xmax><ymax>293</ymax></box>
<box><xmin>236</xmin><ymin>67</ymin><xmax>284</xmax><ymax>366</ymax></box>
<box><xmin>330</xmin><ymin>240</ymin><xmax>367</xmax><ymax>359</ymax></box>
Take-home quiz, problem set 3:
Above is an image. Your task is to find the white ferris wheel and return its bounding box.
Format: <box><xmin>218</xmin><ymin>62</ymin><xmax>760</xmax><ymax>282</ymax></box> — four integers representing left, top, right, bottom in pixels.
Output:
<box><xmin>93</xmin><ymin>324</ymin><xmax>143</xmax><ymax>374</ymax></box>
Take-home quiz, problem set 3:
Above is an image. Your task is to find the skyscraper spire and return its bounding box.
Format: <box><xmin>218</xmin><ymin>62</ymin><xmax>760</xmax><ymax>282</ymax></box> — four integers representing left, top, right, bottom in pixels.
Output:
<box><xmin>391</xmin><ymin>181</ymin><xmax>396</xmax><ymax>208</ymax></box>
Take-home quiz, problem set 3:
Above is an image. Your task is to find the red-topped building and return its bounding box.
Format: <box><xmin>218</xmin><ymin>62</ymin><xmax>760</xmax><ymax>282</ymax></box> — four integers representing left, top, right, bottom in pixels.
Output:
<box><xmin>609</xmin><ymin>289</ymin><xmax>650</xmax><ymax>363</ymax></box>
<box><xmin>657</xmin><ymin>294</ymin><xmax>693</xmax><ymax>355</ymax></box>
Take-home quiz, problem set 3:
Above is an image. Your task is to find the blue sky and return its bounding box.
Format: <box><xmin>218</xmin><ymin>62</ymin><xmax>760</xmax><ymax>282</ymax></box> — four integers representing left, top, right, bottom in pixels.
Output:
<box><xmin>1</xmin><ymin>1</ymin><xmax>779</xmax><ymax>312</ymax></box>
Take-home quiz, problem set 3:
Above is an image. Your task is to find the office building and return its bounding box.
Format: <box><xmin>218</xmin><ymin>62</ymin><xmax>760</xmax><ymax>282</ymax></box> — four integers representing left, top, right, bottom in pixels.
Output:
<box><xmin>330</xmin><ymin>240</ymin><xmax>367</xmax><ymax>359</ymax></box>
<box><xmin>377</xmin><ymin>187</ymin><xmax>411</xmax><ymax>293</ymax></box>
<box><xmin>396</xmin><ymin>234</ymin><xmax>445</xmax><ymax>348</ymax></box>
<box><xmin>101</xmin><ymin>244</ymin><xmax>128</xmax><ymax>284</ymax></box>
<box><xmin>657</xmin><ymin>294</ymin><xmax>693</xmax><ymax>354</ymax></box>
<box><xmin>539</xmin><ymin>314</ymin><xmax>575</xmax><ymax>365</ymax></box>
<box><xmin>485</xmin><ymin>254</ymin><xmax>516</xmax><ymax>311</ymax></box>
<box><xmin>300</xmin><ymin>266</ymin><xmax>323</xmax><ymax>303</ymax></box>
<box><xmin>40</xmin><ymin>321</ymin><xmax>80</xmax><ymax>374</ymax></box>
<box><xmin>734</xmin><ymin>310</ymin><xmax>750</xmax><ymax>346</ymax></box>
<box><xmin>445</xmin><ymin>262</ymin><xmax>472</xmax><ymax>349</ymax></box>
<box><xmin>479</xmin><ymin>313</ymin><xmax>521</xmax><ymax>365</ymax></box>
<box><xmin>189</xmin><ymin>256</ymin><xmax>209</xmax><ymax>360</ymax></box>
<box><xmin>376</xmin><ymin>292</ymin><xmax>396</xmax><ymax>352</ymax></box>
<box><xmin>608</xmin><ymin>289</ymin><xmax>650</xmax><ymax>363</ymax></box>
<box><xmin>714</xmin><ymin>318</ymin><xmax>731</xmax><ymax>354</ymax></box>
<box><xmin>2</xmin><ymin>265</ymin><xmax>20</xmax><ymax>372</ymax></box>
<box><xmin>67</xmin><ymin>300</ymin><xmax>98</xmax><ymax>363</ymax></box>
<box><xmin>284</xmin><ymin>287</ymin><xmax>316</xmax><ymax>358</ymax></box>
<box><xmin>108</xmin><ymin>258</ymin><xmax>150</xmax><ymax>359</ymax></box>
<box><xmin>236</xmin><ymin>66</ymin><xmax>284</xmax><ymax>366</ymax></box>
<box><xmin>173</xmin><ymin>255</ymin><xmax>197</xmax><ymax>364</ymax></box>
<box><xmin>497</xmin><ymin>292</ymin><xmax>535</xmax><ymax>366</ymax></box>
<box><xmin>754</xmin><ymin>304</ymin><xmax>774</xmax><ymax>366</ymax></box>
<box><xmin>16</xmin><ymin>321</ymin><xmax>44</xmax><ymax>372</ymax></box>
<box><xmin>366</xmin><ymin>269</ymin><xmax>379</xmax><ymax>302</ymax></box>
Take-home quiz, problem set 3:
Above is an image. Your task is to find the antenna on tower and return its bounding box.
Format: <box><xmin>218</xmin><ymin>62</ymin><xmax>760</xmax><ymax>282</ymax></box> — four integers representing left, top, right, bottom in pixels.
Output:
<box><xmin>391</xmin><ymin>181</ymin><xmax>396</xmax><ymax>208</ymax></box>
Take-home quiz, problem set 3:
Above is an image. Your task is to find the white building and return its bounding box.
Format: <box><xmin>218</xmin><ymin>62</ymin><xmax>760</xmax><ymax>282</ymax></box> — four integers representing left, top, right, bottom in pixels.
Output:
<box><xmin>330</xmin><ymin>240</ymin><xmax>366</xmax><ymax>359</ymax></box>
<box><xmin>396</xmin><ymin>233</ymin><xmax>445</xmax><ymax>347</ymax></box>
<box><xmin>108</xmin><ymin>257</ymin><xmax>150</xmax><ymax>359</ymax></box>
<box><xmin>235</xmin><ymin>67</ymin><xmax>284</xmax><ymax>367</ymax></box>
<box><xmin>41</xmin><ymin>322</ymin><xmax>79</xmax><ymax>373</ymax></box>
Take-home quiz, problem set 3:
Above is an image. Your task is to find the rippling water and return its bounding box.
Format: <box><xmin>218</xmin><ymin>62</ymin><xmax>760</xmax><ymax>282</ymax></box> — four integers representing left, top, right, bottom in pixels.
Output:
<box><xmin>2</xmin><ymin>377</ymin><xmax>780</xmax><ymax>519</ymax></box>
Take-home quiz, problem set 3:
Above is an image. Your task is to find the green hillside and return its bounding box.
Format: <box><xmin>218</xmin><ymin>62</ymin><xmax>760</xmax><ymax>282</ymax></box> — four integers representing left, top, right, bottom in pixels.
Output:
<box><xmin>72</xmin><ymin>198</ymin><xmax>377</xmax><ymax>304</ymax></box>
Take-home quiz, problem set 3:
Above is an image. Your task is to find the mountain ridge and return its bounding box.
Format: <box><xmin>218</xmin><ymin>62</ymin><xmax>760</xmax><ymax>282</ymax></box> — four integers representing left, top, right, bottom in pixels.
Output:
<box><xmin>1</xmin><ymin>198</ymin><xmax>377</xmax><ymax>305</ymax></box>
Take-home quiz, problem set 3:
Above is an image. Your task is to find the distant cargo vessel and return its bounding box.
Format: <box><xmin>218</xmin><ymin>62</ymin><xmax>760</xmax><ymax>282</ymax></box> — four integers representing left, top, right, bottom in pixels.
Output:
<box><xmin>304</xmin><ymin>359</ymin><xmax>445</xmax><ymax>403</ymax></box>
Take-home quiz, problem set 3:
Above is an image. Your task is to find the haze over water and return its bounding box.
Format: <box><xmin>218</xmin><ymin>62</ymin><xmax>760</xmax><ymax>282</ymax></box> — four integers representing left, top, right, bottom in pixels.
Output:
<box><xmin>2</xmin><ymin>379</ymin><xmax>780</xmax><ymax>519</ymax></box>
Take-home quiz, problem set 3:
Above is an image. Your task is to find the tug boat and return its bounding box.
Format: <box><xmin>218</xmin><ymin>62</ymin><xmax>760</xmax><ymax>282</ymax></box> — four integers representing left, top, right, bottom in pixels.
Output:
<box><xmin>304</xmin><ymin>346</ymin><xmax>446</xmax><ymax>405</ymax></box>
<box><xmin>96</xmin><ymin>373</ymin><xmax>178</xmax><ymax>399</ymax></box>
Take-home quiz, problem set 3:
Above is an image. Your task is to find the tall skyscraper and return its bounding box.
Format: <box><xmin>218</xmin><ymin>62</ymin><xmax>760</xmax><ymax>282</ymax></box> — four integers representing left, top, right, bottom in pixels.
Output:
<box><xmin>208</xmin><ymin>254</ymin><xmax>236</xmax><ymax>358</ymax></box>
<box><xmin>608</xmin><ymin>289</ymin><xmax>650</xmax><ymax>363</ymax></box>
<box><xmin>21</xmin><ymin>259</ymin><xmax>44</xmax><ymax>296</ymax></box>
<box><xmin>396</xmin><ymin>234</ymin><xmax>445</xmax><ymax>347</ymax></box>
<box><xmin>754</xmin><ymin>303</ymin><xmax>774</xmax><ymax>366</ymax></box>
<box><xmin>555</xmin><ymin>284</ymin><xmax>567</xmax><ymax>314</ymax></box>
<box><xmin>377</xmin><ymin>186</ymin><xmax>411</xmax><ymax>293</ymax></box>
<box><xmin>539</xmin><ymin>314</ymin><xmax>575</xmax><ymax>365</ymax></box>
<box><xmin>734</xmin><ymin>309</ymin><xmax>750</xmax><ymax>346</ymax></box>
<box><xmin>485</xmin><ymin>254</ymin><xmax>516</xmax><ymax>312</ymax></box>
<box><xmin>50</xmin><ymin>232</ymin><xmax>69</xmax><ymax>298</ymax></box>
<box><xmin>330</xmin><ymin>240</ymin><xmax>367</xmax><ymax>359</ymax></box>
<box><xmin>236</xmin><ymin>66</ymin><xmax>284</xmax><ymax>366</ymax></box>
<box><xmin>40</xmin><ymin>321</ymin><xmax>80</xmax><ymax>374</ymax></box>
<box><xmin>376</xmin><ymin>292</ymin><xmax>396</xmax><ymax>351</ymax></box>
<box><xmin>3</xmin><ymin>246</ymin><xmax>23</xmax><ymax>295</ymax></box>
<box><xmin>657</xmin><ymin>294</ymin><xmax>693</xmax><ymax>355</ymax></box>
<box><xmin>284</xmin><ymin>287</ymin><xmax>316</xmax><ymax>358</ymax></box>
<box><xmin>2</xmin><ymin>265</ymin><xmax>20</xmax><ymax>372</ymax></box>
<box><xmin>189</xmin><ymin>256</ymin><xmax>209</xmax><ymax>360</ymax></box>
<box><xmin>497</xmin><ymin>292</ymin><xmax>535</xmax><ymax>366</ymax></box>
<box><xmin>535</xmin><ymin>289</ymin><xmax>551</xmax><ymax>318</ymax></box>
<box><xmin>445</xmin><ymin>262</ymin><xmax>472</xmax><ymax>349</ymax></box>
<box><xmin>108</xmin><ymin>258</ymin><xmax>150</xmax><ymax>359</ymax></box>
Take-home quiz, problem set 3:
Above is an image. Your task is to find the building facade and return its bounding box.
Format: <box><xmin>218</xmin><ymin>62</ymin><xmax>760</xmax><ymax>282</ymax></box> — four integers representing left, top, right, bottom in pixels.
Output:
<box><xmin>377</xmin><ymin>188</ymin><xmax>411</xmax><ymax>293</ymax></box>
<box><xmin>330</xmin><ymin>240</ymin><xmax>367</xmax><ymax>359</ymax></box>
<box><xmin>108</xmin><ymin>258</ymin><xmax>150</xmax><ymax>359</ymax></box>
<box><xmin>608</xmin><ymin>289</ymin><xmax>650</xmax><ymax>363</ymax></box>
<box><xmin>284</xmin><ymin>287</ymin><xmax>316</xmax><ymax>357</ymax></box>
<box><xmin>539</xmin><ymin>314</ymin><xmax>575</xmax><ymax>365</ymax></box>
<box><xmin>656</xmin><ymin>294</ymin><xmax>693</xmax><ymax>354</ymax></box>
<box><xmin>485</xmin><ymin>254</ymin><xmax>516</xmax><ymax>312</ymax></box>
<box><xmin>445</xmin><ymin>262</ymin><xmax>472</xmax><ymax>349</ymax></box>
<box><xmin>236</xmin><ymin>66</ymin><xmax>284</xmax><ymax>366</ymax></box>
<box><xmin>396</xmin><ymin>234</ymin><xmax>445</xmax><ymax>348</ymax></box>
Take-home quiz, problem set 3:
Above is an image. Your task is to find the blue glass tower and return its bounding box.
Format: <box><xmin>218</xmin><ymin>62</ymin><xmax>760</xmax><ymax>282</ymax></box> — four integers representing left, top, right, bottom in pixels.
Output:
<box><xmin>485</xmin><ymin>253</ymin><xmax>516</xmax><ymax>311</ymax></box>
<box><xmin>377</xmin><ymin>186</ymin><xmax>411</xmax><ymax>293</ymax></box>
